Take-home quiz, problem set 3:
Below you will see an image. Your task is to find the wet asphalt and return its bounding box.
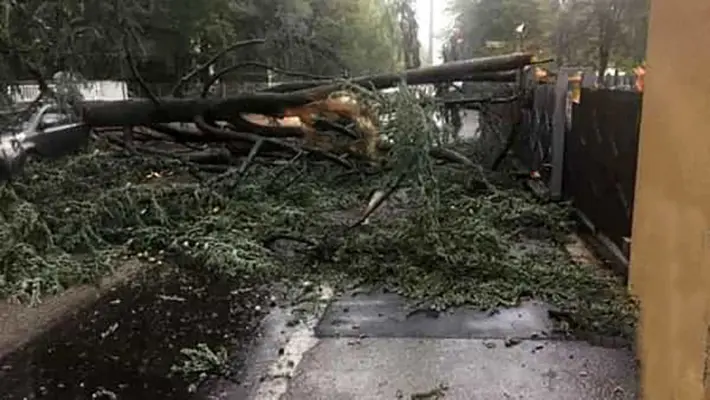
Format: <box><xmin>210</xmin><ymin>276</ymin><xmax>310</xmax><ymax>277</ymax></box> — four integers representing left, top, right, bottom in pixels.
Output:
<box><xmin>0</xmin><ymin>112</ymin><xmax>638</xmax><ymax>399</ymax></box>
<box><xmin>0</xmin><ymin>241</ymin><xmax>638</xmax><ymax>400</ymax></box>
<box><xmin>0</xmin><ymin>265</ymin><xmax>272</xmax><ymax>399</ymax></box>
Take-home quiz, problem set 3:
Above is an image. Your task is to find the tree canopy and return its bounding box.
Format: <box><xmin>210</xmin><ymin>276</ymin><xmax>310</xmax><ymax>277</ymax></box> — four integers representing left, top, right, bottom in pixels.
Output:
<box><xmin>1</xmin><ymin>0</ymin><xmax>411</xmax><ymax>103</ymax></box>
<box><xmin>446</xmin><ymin>0</ymin><xmax>555</xmax><ymax>57</ymax></box>
<box><xmin>445</xmin><ymin>0</ymin><xmax>650</xmax><ymax>74</ymax></box>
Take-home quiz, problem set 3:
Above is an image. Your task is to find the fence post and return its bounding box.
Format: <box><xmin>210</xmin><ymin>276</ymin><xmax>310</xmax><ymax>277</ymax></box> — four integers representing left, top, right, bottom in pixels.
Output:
<box><xmin>581</xmin><ymin>69</ymin><xmax>597</xmax><ymax>88</ymax></box>
<box><xmin>549</xmin><ymin>69</ymin><xmax>569</xmax><ymax>200</ymax></box>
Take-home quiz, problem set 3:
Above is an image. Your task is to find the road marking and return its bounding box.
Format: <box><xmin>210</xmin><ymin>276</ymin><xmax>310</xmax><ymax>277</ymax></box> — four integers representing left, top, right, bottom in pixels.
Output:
<box><xmin>251</xmin><ymin>285</ymin><xmax>334</xmax><ymax>400</ymax></box>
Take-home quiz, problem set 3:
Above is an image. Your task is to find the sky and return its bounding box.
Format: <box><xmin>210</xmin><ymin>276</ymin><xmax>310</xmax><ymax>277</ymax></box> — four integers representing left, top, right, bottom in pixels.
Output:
<box><xmin>415</xmin><ymin>0</ymin><xmax>453</xmax><ymax>65</ymax></box>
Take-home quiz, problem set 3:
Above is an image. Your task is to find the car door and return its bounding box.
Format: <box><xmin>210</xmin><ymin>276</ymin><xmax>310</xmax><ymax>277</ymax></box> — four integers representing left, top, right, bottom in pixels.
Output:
<box><xmin>29</xmin><ymin>105</ymin><xmax>90</xmax><ymax>159</ymax></box>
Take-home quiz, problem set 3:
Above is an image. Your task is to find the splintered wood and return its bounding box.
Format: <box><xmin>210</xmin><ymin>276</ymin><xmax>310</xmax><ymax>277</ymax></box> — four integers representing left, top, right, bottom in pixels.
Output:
<box><xmin>241</xmin><ymin>92</ymin><xmax>380</xmax><ymax>160</ymax></box>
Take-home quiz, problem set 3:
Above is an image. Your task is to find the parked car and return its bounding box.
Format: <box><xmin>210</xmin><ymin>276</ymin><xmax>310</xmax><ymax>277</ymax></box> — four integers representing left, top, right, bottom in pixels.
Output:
<box><xmin>0</xmin><ymin>103</ymin><xmax>91</xmax><ymax>182</ymax></box>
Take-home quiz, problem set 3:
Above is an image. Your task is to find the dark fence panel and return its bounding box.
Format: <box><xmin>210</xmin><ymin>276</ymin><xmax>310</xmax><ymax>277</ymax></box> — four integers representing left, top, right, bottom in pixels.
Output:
<box><xmin>515</xmin><ymin>84</ymin><xmax>556</xmax><ymax>181</ymax></box>
<box><xmin>480</xmin><ymin>84</ymin><xmax>556</xmax><ymax>183</ymax></box>
<box><xmin>563</xmin><ymin>88</ymin><xmax>643</xmax><ymax>256</ymax></box>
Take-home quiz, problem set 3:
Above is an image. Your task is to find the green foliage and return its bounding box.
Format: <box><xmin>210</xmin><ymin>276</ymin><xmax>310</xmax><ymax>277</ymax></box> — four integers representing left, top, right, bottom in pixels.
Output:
<box><xmin>0</xmin><ymin>86</ymin><xmax>637</xmax><ymax>340</ymax></box>
<box><xmin>390</xmin><ymin>0</ymin><xmax>420</xmax><ymax>69</ymax></box>
<box><xmin>446</xmin><ymin>0</ymin><xmax>649</xmax><ymax>71</ymax></box>
<box><xmin>0</xmin><ymin>0</ymin><xmax>404</xmax><ymax>98</ymax></box>
<box><xmin>334</xmin><ymin>179</ymin><xmax>636</xmax><ymax>338</ymax></box>
<box><xmin>171</xmin><ymin>343</ymin><xmax>230</xmax><ymax>391</ymax></box>
<box><xmin>446</xmin><ymin>0</ymin><xmax>555</xmax><ymax>57</ymax></box>
<box><xmin>305</xmin><ymin>0</ymin><xmax>402</xmax><ymax>75</ymax></box>
<box><xmin>0</xmin><ymin>1</ymin><xmax>640</xmax><ymax>342</ymax></box>
<box><xmin>549</xmin><ymin>0</ymin><xmax>640</xmax><ymax>71</ymax></box>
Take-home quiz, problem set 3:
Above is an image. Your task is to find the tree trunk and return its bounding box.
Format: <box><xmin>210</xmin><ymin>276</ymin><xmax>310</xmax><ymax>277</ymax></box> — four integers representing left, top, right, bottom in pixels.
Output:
<box><xmin>597</xmin><ymin>20</ymin><xmax>613</xmax><ymax>87</ymax></box>
<box><xmin>81</xmin><ymin>53</ymin><xmax>534</xmax><ymax>127</ymax></box>
<box><xmin>598</xmin><ymin>43</ymin><xmax>610</xmax><ymax>86</ymax></box>
<box><xmin>267</xmin><ymin>52</ymin><xmax>530</xmax><ymax>93</ymax></box>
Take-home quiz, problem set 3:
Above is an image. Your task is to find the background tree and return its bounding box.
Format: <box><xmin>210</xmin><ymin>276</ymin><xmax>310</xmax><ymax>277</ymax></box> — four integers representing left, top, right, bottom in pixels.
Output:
<box><xmin>0</xmin><ymin>0</ymin><xmax>404</xmax><ymax>109</ymax></box>
<box><xmin>393</xmin><ymin>0</ymin><xmax>421</xmax><ymax>69</ymax></box>
<box><xmin>306</xmin><ymin>0</ymin><xmax>402</xmax><ymax>75</ymax></box>
<box><xmin>446</xmin><ymin>0</ymin><xmax>554</xmax><ymax>58</ymax></box>
<box><xmin>446</xmin><ymin>0</ymin><xmax>650</xmax><ymax>76</ymax></box>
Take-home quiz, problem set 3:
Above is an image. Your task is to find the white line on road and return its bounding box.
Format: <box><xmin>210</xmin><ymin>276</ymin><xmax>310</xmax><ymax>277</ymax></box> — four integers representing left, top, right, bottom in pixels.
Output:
<box><xmin>251</xmin><ymin>285</ymin><xmax>334</xmax><ymax>400</ymax></box>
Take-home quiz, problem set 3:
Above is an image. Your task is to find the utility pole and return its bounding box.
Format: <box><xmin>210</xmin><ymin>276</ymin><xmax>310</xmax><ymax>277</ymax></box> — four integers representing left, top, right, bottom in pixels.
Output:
<box><xmin>428</xmin><ymin>0</ymin><xmax>435</xmax><ymax>65</ymax></box>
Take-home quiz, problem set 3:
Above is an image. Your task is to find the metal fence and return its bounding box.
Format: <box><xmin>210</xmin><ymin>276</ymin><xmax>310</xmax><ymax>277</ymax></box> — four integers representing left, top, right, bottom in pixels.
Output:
<box><xmin>509</xmin><ymin>71</ymin><xmax>644</xmax><ymax>273</ymax></box>
<box><xmin>564</xmin><ymin>89</ymin><xmax>642</xmax><ymax>261</ymax></box>
<box><xmin>472</xmin><ymin>67</ymin><xmax>645</xmax><ymax>274</ymax></box>
<box><xmin>480</xmin><ymin>68</ymin><xmax>597</xmax><ymax>199</ymax></box>
<box><xmin>7</xmin><ymin>80</ymin><xmax>128</xmax><ymax>103</ymax></box>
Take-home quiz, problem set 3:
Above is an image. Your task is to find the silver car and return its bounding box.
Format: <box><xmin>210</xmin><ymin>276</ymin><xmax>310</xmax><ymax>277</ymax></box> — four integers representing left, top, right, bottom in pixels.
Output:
<box><xmin>0</xmin><ymin>103</ymin><xmax>91</xmax><ymax>181</ymax></box>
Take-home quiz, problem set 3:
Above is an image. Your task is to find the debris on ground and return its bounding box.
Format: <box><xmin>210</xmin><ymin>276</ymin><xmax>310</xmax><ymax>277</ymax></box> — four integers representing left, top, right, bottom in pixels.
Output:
<box><xmin>409</xmin><ymin>382</ymin><xmax>449</xmax><ymax>399</ymax></box>
<box><xmin>0</xmin><ymin>76</ymin><xmax>637</xmax><ymax>378</ymax></box>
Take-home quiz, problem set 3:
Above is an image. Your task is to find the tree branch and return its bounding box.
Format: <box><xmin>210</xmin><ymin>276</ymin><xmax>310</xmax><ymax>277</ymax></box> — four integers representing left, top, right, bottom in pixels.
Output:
<box><xmin>170</xmin><ymin>39</ymin><xmax>267</xmax><ymax>97</ymax></box>
<box><xmin>123</xmin><ymin>34</ymin><xmax>160</xmax><ymax>106</ymax></box>
<box><xmin>201</xmin><ymin>61</ymin><xmax>335</xmax><ymax>98</ymax></box>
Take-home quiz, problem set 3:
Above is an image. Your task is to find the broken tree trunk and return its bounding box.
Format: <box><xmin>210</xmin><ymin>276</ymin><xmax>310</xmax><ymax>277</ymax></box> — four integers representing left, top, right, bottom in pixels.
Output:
<box><xmin>290</xmin><ymin>53</ymin><xmax>530</xmax><ymax>97</ymax></box>
<box><xmin>81</xmin><ymin>53</ymin><xmax>533</xmax><ymax>127</ymax></box>
<box><xmin>81</xmin><ymin>94</ymin><xmax>311</xmax><ymax>127</ymax></box>
<box><xmin>266</xmin><ymin>71</ymin><xmax>518</xmax><ymax>93</ymax></box>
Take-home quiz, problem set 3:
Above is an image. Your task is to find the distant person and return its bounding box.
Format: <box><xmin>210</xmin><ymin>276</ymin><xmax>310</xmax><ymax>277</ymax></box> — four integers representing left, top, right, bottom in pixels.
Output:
<box><xmin>569</xmin><ymin>73</ymin><xmax>582</xmax><ymax>104</ymax></box>
<box><xmin>633</xmin><ymin>63</ymin><xmax>646</xmax><ymax>93</ymax></box>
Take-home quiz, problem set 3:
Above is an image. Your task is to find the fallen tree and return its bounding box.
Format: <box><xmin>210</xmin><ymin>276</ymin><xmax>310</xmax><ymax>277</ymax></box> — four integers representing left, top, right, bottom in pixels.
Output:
<box><xmin>80</xmin><ymin>53</ymin><xmax>530</xmax><ymax>126</ymax></box>
<box><xmin>0</xmin><ymin>46</ymin><xmax>638</xmax><ymax>345</ymax></box>
<box><xmin>71</xmin><ymin>52</ymin><xmax>533</xmax><ymax>178</ymax></box>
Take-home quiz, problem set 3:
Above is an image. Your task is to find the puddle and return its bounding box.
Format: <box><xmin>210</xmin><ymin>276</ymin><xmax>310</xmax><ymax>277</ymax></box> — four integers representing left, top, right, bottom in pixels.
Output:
<box><xmin>0</xmin><ymin>265</ymin><xmax>270</xmax><ymax>399</ymax></box>
<box><xmin>316</xmin><ymin>289</ymin><xmax>554</xmax><ymax>339</ymax></box>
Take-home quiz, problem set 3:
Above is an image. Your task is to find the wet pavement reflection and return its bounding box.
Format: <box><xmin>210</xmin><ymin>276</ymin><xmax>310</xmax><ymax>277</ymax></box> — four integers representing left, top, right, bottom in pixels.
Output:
<box><xmin>0</xmin><ymin>265</ymin><xmax>270</xmax><ymax>399</ymax></box>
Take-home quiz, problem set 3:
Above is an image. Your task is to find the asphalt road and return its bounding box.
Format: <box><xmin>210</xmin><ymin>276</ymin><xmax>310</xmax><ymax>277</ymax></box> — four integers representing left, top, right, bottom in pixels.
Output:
<box><xmin>0</xmin><ymin>265</ymin><xmax>271</xmax><ymax>399</ymax></box>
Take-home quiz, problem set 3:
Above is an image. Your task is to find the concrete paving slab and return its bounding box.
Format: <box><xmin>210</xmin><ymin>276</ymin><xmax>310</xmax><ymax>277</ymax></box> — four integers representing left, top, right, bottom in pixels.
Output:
<box><xmin>316</xmin><ymin>290</ymin><xmax>553</xmax><ymax>339</ymax></box>
<box><xmin>284</xmin><ymin>338</ymin><xmax>637</xmax><ymax>400</ymax></box>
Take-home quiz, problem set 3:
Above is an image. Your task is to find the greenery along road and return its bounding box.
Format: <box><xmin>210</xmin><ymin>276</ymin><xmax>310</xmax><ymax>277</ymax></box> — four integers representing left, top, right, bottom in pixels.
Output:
<box><xmin>1</xmin><ymin>0</ymin><xmax>418</xmax><ymax>96</ymax></box>
<box><xmin>0</xmin><ymin>0</ymin><xmax>640</xmax><ymax>348</ymax></box>
<box><xmin>2</xmin><ymin>0</ymin><xmax>648</xmax><ymax>98</ymax></box>
<box><xmin>0</xmin><ymin>124</ymin><xmax>637</xmax><ymax>340</ymax></box>
<box><xmin>445</xmin><ymin>0</ymin><xmax>649</xmax><ymax>75</ymax></box>
<box><xmin>0</xmin><ymin>2</ymin><xmax>643</xmax><ymax>398</ymax></box>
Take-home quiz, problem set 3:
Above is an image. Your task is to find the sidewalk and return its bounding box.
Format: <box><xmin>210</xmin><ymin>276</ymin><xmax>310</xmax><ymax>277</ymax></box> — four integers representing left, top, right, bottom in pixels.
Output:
<box><xmin>242</xmin><ymin>289</ymin><xmax>638</xmax><ymax>400</ymax></box>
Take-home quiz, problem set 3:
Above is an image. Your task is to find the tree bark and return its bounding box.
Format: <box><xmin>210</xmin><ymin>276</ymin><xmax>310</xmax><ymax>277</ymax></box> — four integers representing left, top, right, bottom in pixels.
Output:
<box><xmin>81</xmin><ymin>94</ymin><xmax>313</xmax><ymax>127</ymax></box>
<box><xmin>81</xmin><ymin>53</ymin><xmax>533</xmax><ymax>127</ymax></box>
<box><xmin>597</xmin><ymin>34</ymin><xmax>612</xmax><ymax>86</ymax></box>
<box><xmin>266</xmin><ymin>71</ymin><xmax>517</xmax><ymax>93</ymax></box>
<box><xmin>270</xmin><ymin>53</ymin><xmax>530</xmax><ymax>94</ymax></box>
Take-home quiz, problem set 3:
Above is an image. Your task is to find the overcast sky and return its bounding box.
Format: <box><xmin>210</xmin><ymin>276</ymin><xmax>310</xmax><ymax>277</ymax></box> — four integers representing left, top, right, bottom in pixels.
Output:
<box><xmin>415</xmin><ymin>0</ymin><xmax>453</xmax><ymax>64</ymax></box>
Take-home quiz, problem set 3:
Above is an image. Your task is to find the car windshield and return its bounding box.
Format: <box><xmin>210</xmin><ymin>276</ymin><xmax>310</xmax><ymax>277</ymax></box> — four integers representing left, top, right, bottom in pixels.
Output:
<box><xmin>40</xmin><ymin>112</ymin><xmax>69</xmax><ymax>127</ymax></box>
